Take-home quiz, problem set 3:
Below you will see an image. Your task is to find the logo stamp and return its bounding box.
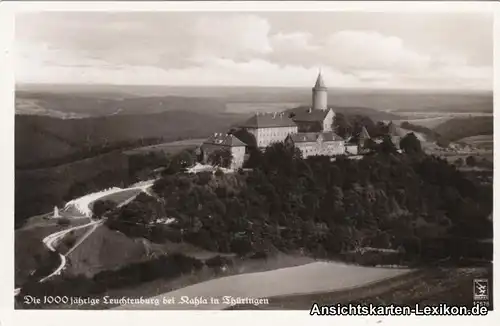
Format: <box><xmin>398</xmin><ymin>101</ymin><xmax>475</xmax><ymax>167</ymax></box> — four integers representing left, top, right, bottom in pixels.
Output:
<box><xmin>473</xmin><ymin>279</ymin><xmax>489</xmax><ymax>306</ymax></box>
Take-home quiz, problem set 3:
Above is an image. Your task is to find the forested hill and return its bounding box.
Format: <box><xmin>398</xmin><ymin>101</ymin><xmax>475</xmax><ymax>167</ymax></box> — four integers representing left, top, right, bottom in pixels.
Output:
<box><xmin>107</xmin><ymin>141</ymin><xmax>492</xmax><ymax>265</ymax></box>
<box><xmin>15</xmin><ymin>110</ymin><xmax>244</xmax><ymax>168</ymax></box>
<box><xmin>433</xmin><ymin>116</ymin><xmax>493</xmax><ymax>142</ymax></box>
<box><xmin>286</xmin><ymin>105</ymin><xmax>401</xmax><ymax>121</ymax></box>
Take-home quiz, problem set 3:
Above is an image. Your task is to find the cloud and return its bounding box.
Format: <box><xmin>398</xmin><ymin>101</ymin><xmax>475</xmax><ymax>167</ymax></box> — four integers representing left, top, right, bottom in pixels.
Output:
<box><xmin>14</xmin><ymin>12</ymin><xmax>492</xmax><ymax>90</ymax></box>
<box><xmin>271</xmin><ymin>32</ymin><xmax>319</xmax><ymax>52</ymax></box>
<box><xmin>324</xmin><ymin>31</ymin><xmax>431</xmax><ymax>72</ymax></box>
<box><xmin>189</xmin><ymin>14</ymin><xmax>273</xmax><ymax>63</ymax></box>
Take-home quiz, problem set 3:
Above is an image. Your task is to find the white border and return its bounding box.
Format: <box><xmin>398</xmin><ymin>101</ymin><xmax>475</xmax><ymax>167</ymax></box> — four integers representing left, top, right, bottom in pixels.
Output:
<box><xmin>2</xmin><ymin>1</ymin><xmax>498</xmax><ymax>12</ymax></box>
<box><xmin>0</xmin><ymin>2</ymin><xmax>498</xmax><ymax>326</ymax></box>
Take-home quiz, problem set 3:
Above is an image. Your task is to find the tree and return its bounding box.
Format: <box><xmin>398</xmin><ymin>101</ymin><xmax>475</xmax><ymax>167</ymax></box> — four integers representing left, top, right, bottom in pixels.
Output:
<box><xmin>208</xmin><ymin>149</ymin><xmax>233</xmax><ymax>168</ymax></box>
<box><xmin>400</xmin><ymin>133</ymin><xmax>422</xmax><ymax>154</ymax></box>
<box><xmin>379</xmin><ymin>135</ymin><xmax>398</xmax><ymax>154</ymax></box>
<box><xmin>351</xmin><ymin>115</ymin><xmax>376</xmax><ymax>138</ymax></box>
<box><xmin>454</xmin><ymin>158</ymin><xmax>464</xmax><ymax>167</ymax></box>
<box><xmin>364</xmin><ymin>138</ymin><xmax>378</xmax><ymax>151</ymax></box>
<box><xmin>92</xmin><ymin>200</ymin><xmax>116</xmax><ymax>219</ymax></box>
<box><xmin>333</xmin><ymin>113</ymin><xmax>352</xmax><ymax>138</ymax></box>
<box><xmin>466</xmin><ymin>155</ymin><xmax>477</xmax><ymax>167</ymax></box>
<box><xmin>174</xmin><ymin>149</ymin><xmax>197</xmax><ymax>168</ymax></box>
<box><xmin>244</xmin><ymin>147</ymin><xmax>263</xmax><ymax>168</ymax></box>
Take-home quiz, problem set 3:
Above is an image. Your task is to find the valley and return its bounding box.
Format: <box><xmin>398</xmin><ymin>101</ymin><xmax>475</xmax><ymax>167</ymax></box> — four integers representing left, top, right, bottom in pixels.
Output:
<box><xmin>14</xmin><ymin>86</ymin><xmax>493</xmax><ymax>311</ymax></box>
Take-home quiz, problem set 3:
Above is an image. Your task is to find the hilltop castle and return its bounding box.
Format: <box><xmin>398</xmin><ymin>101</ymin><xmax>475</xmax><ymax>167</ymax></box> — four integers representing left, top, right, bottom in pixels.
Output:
<box><xmin>201</xmin><ymin>72</ymin><xmax>364</xmax><ymax>169</ymax></box>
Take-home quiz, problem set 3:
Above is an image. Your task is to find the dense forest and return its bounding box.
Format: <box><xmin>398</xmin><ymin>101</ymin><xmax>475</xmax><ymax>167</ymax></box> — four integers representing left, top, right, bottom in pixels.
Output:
<box><xmin>433</xmin><ymin>116</ymin><xmax>493</xmax><ymax>142</ymax></box>
<box><xmin>399</xmin><ymin>121</ymin><xmax>451</xmax><ymax>147</ymax></box>
<box><xmin>17</xmin><ymin>129</ymin><xmax>493</xmax><ymax>305</ymax></box>
<box><xmin>400</xmin><ymin>116</ymin><xmax>494</xmax><ymax>147</ymax></box>
<box><xmin>106</xmin><ymin>135</ymin><xmax>492</xmax><ymax>265</ymax></box>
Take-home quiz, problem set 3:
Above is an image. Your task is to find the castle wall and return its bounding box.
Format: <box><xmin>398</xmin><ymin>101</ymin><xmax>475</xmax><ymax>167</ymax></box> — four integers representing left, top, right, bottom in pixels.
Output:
<box><xmin>201</xmin><ymin>144</ymin><xmax>245</xmax><ymax>169</ymax></box>
<box><xmin>295</xmin><ymin>140</ymin><xmax>345</xmax><ymax>158</ymax></box>
<box><xmin>247</xmin><ymin>126</ymin><xmax>298</xmax><ymax>148</ymax></box>
<box><xmin>323</xmin><ymin>109</ymin><xmax>335</xmax><ymax>132</ymax></box>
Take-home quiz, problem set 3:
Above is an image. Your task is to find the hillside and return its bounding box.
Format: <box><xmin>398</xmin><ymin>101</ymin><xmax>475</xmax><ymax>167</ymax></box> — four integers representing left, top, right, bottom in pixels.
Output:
<box><xmin>433</xmin><ymin>116</ymin><xmax>493</xmax><ymax>142</ymax></box>
<box><xmin>15</xmin><ymin>92</ymin><xmax>227</xmax><ymax>117</ymax></box>
<box><xmin>114</xmin><ymin>146</ymin><xmax>492</xmax><ymax>265</ymax></box>
<box><xmin>16</xmin><ymin>110</ymin><xmax>244</xmax><ymax>168</ymax></box>
<box><xmin>15</xmin><ymin>151</ymin><xmax>130</xmax><ymax>227</ymax></box>
<box><xmin>15</xmin><ymin>225</ymin><xmax>66</xmax><ymax>286</ymax></box>
<box><xmin>64</xmin><ymin>224</ymin><xmax>165</xmax><ymax>277</ymax></box>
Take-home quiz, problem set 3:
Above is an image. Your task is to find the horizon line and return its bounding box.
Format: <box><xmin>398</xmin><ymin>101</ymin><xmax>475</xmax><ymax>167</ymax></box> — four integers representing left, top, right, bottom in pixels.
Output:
<box><xmin>15</xmin><ymin>83</ymin><xmax>493</xmax><ymax>94</ymax></box>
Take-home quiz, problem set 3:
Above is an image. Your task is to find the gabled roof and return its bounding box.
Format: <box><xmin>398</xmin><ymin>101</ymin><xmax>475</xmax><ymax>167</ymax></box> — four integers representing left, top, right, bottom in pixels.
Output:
<box><xmin>203</xmin><ymin>133</ymin><xmax>246</xmax><ymax>147</ymax></box>
<box><xmin>239</xmin><ymin>112</ymin><xmax>297</xmax><ymax>128</ymax></box>
<box><xmin>291</xmin><ymin>108</ymin><xmax>332</xmax><ymax>122</ymax></box>
<box><xmin>288</xmin><ymin>131</ymin><xmax>343</xmax><ymax>143</ymax></box>
<box><xmin>314</xmin><ymin>72</ymin><xmax>327</xmax><ymax>89</ymax></box>
<box><xmin>359</xmin><ymin>126</ymin><xmax>371</xmax><ymax>139</ymax></box>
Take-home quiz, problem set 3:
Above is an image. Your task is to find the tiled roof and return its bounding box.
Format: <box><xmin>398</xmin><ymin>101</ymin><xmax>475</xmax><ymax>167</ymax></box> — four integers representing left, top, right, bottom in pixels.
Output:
<box><xmin>239</xmin><ymin>112</ymin><xmax>297</xmax><ymax>128</ymax></box>
<box><xmin>291</xmin><ymin>108</ymin><xmax>331</xmax><ymax>122</ymax></box>
<box><xmin>203</xmin><ymin>133</ymin><xmax>246</xmax><ymax>147</ymax></box>
<box><xmin>288</xmin><ymin>131</ymin><xmax>343</xmax><ymax>143</ymax></box>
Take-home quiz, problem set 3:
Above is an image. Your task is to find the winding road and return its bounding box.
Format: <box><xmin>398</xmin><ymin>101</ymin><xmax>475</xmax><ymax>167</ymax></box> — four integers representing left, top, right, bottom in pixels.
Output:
<box><xmin>15</xmin><ymin>179</ymin><xmax>156</xmax><ymax>296</ymax></box>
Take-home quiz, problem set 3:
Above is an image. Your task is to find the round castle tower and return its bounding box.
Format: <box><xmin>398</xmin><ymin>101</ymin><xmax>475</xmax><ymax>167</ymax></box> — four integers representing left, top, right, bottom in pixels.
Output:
<box><xmin>312</xmin><ymin>71</ymin><xmax>328</xmax><ymax>111</ymax></box>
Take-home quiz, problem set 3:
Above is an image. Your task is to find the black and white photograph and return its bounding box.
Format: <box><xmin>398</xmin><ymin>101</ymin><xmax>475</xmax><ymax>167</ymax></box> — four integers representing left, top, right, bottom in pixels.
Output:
<box><xmin>11</xmin><ymin>3</ymin><xmax>494</xmax><ymax>314</ymax></box>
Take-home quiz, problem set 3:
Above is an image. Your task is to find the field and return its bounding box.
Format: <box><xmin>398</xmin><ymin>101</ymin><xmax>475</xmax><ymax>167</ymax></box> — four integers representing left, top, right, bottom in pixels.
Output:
<box><xmin>393</xmin><ymin>117</ymin><xmax>452</xmax><ymax>129</ymax></box>
<box><xmin>235</xmin><ymin>265</ymin><xmax>492</xmax><ymax>310</ymax></box>
<box><xmin>124</xmin><ymin>138</ymin><xmax>205</xmax><ymax>156</ymax></box>
<box><xmin>458</xmin><ymin>135</ymin><xmax>494</xmax><ymax>150</ymax></box>
<box><xmin>117</xmin><ymin>261</ymin><xmax>410</xmax><ymax>310</ymax></box>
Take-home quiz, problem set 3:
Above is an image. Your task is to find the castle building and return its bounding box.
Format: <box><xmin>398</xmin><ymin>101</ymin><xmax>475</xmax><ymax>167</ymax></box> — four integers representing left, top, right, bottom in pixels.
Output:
<box><xmin>285</xmin><ymin>131</ymin><xmax>345</xmax><ymax>158</ymax></box>
<box><xmin>201</xmin><ymin>133</ymin><xmax>246</xmax><ymax>169</ymax></box>
<box><xmin>239</xmin><ymin>112</ymin><xmax>298</xmax><ymax>148</ymax></box>
<box><xmin>201</xmin><ymin>71</ymin><xmax>352</xmax><ymax>169</ymax></box>
<box><xmin>291</xmin><ymin>107</ymin><xmax>335</xmax><ymax>133</ymax></box>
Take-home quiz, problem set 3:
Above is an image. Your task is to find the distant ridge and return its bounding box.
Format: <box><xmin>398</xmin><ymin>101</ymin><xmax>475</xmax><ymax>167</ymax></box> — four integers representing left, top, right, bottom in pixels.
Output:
<box><xmin>286</xmin><ymin>105</ymin><xmax>401</xmax><ymax>121</ymax></box>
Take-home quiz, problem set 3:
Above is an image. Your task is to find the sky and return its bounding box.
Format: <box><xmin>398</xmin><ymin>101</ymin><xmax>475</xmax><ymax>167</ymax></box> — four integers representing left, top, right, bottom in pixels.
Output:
<box><xmin>15</xmin><ymin>12</ymin><xmax>493</xmax><ymax>90</ymax></box>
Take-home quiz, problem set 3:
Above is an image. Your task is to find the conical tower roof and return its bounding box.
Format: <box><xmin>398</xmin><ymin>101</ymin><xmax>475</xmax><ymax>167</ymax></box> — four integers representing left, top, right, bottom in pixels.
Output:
<box><xmin>314</xmin><ymin>71</ymin><xmax>326</xmax><ymax>89</ymax></box>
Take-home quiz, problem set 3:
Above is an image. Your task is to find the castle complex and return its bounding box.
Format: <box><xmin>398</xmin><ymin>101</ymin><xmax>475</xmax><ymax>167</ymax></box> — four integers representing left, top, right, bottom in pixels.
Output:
<box><xmin>201</xmin><ymin>72</ymin><xmax>360</xmax><ymax>169</ymax></box>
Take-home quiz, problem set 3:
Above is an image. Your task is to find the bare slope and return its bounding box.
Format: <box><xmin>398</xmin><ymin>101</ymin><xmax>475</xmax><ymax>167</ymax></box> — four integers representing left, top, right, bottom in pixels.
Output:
<box><xmin>64</xmin><ymin>224</ymin><xmax>166</xmax><ymax>277</ymax></box>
